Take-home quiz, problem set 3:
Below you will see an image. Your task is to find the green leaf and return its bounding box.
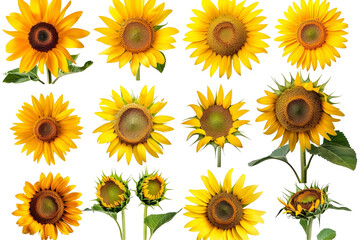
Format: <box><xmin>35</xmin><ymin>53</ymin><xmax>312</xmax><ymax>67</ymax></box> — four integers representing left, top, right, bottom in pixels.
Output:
<box><xmin>154</xmin><ymin>23</ymin><xmax>167</xmax><ymax>31</ymax></box>
<box><xmin>84</xmin><ymin>204</ymin><xmax>117</xmax><ymax>220</ymax></box>
<box><xmin>144</xmin><ymin>209</ymin><xmax>181</xmax><ymax>239</ymax></box>
<box><xmin>248</xmin><ymin>145</ymin><xmax>290</xmax><ymax>166</ymax></box>
<box><xmin>55</xmin><ymin>54</ymin><xmax>93</xmax><ymax>82</ymax></box>
<box><xmin>3</xmin><ymin>66</ymin><xmax>41</xmax><ymax>83</ymax></box>
<box><xmin>299</xmin><ymin>219</ymin><xmax>308</xmax><ymax>233</ymax></box>
<box><xmin>153</xmin><ymin>51</ymin><xmax>166</xmax><ymax>73</ymax></box>
<box><xmin>327</xmin><ymin>204</ymin><xmax>351</xmax><ymax>212</ymax></box>
<box><xmin>317</xmin><ymin>228</ymin><xmax>336</xmax><ymax>240</ymax></box>
<box><xmin>308</xmin><ymin>131</ymin><xmax>357</xmax><ymax>170</ymax></box>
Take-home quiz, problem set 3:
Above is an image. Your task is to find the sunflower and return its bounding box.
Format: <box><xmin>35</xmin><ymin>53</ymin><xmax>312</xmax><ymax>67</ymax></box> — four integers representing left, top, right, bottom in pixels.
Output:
<box><xmin>12</xmin><ymin>93</ymin><xmax>82</xmax><ymax>165</ymax></box>
<box><xmin>96</xmin><ymin>0</ymin><xmax>178</xmax><ymax>79</ymax></box>
<box><xmin>256</xmin><ymin>73</ymin><xmax>344</xmax><ymax>152</ymax></box>
<box><xmin>185</xmin><ymin>0</ymin><xmax>269</xmax><ymax>79</ymax></box>
<box><xmin>96</xmin><ymin>173</ymin><xmax>131</xmax><ymax>212</ymax></box>
<box><xmin>275</xmin><ymin>0</ymin><xmax>348</xmax><ymax>70</ymax></box>
<box><xmin>13</xmin><ymin>173</ymin><xmax>82</xmax><ymax>240</ymax></box>
<box><xmin>94</xmin><ymin>85</ymin><xmax>174</xmax><ymax>165</ymax></box>
<box><xmin>136</xmin><ymin>171</ymin><xmax>166</xmax><ymax>206</ymax></box>
<box><xmin>183</xmin><ymin>85</ymin><xmax>249</xmax><ymax>166</ymax></box>
<box><xmin>5</xmin><ymin>0</ymin><xmax>89</xmax><ymax>77</ymax></box>
<box><xmin>185</xmin><ymin>169</ymin><xmax>265</xmax><ymax>240</ymax></box>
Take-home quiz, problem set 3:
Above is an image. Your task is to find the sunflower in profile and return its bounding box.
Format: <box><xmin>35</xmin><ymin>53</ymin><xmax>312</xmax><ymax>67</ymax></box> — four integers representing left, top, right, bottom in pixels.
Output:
<box><xmin>96</xmin><ymin>0</ymin><xmax>178</xmax><ymax>79</ymax></box>
<box><xmin>94</xmin><ymin>85</ymin><xmax>174</xmax><ymax>165</ymax></box>
<box><xmin>275</xmin><ymin>0</ymin><xmax>348</xmax><ymax>70</ymax></box>
<box><xmin>185</xmin><ymin>0</ymin><xmax>269</xmax><ymax>79</ymax></box>
<box><xmin>12</xmin><ymin>94</ymin><xmax>82</xmax><ymax>165</ymax></box>
<box><xmin>13</xmin><ymin>173</ymin><xmax>82</xmax><ymax>240</ymax></box>
<box><xmin>136</xmin><ymin>171</ymin><xmax>167</xmax><ymax>206</ymax></box>
<box><xmin>256</xmin><ymin>73</ymin><xmax>344</xmax><ymax>152</ymax></box>
<box><xmin>185</xmin><ymin>169</ymin><xmax>265</xmax><ymax>240</ymax></box>
<box><xmin>183</xmin><ymin>85</ymin><xmax>249</xmax><ymax>167</ymax></box>
<box><xmin>5</xmin><ymin>0</ymin><xmax>89</xmax><ymax>77</ymax></box>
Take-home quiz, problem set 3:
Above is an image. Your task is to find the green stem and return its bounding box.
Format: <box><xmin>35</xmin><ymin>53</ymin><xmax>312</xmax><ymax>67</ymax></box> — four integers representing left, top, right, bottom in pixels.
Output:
<box><xmin>217</xmin><ymin>146</ymin><xmax>221</xmax><ymax>168</ymax></box>
<box><xmin>122</xmin><ymin>210</ymin><xmax>126</xmax><ymax>240</ymax></box>
<box><xmin>114</xmin><ymin>217</ymin><xmax>123</xmax><ymax>240</ymax></box>
<box><xmin>136</xmin><ymin>64</ymin><xmax>141</xmax><ymax>81</ymax></box>
<box><xmin>300</xmin><ymin>149</ymin><xmax>307</xmax><ymax>183</ymax></box>
<box><xmin>306</xmin><ymin>154</ymin><xmax>315</xmax><ymax>170</ymax></box>
<box><xmin>46</xmin><ymin>67</ymin><xmax>52</xmax><ymax>84</ymax></box>
<box><xmin>306</xmin><ymin>218</ymin><xmax>313</xmax><ymax>240</ymax></box>
<box><xmin>285</xmin><ymin>161</ymin><xmax>301</xmax><ymax>183</ymax></box>
<box><xmin>143</xmin><ymin>205</ymin><xmax>148</xmax><ymax>240</ymax></box>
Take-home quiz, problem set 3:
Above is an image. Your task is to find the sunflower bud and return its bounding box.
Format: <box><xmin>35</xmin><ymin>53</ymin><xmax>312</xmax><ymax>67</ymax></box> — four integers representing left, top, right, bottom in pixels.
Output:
<box><xmin>136</xmin><ymin>171</ymin><xmax>167</xmax><ymax>206</ymax></box>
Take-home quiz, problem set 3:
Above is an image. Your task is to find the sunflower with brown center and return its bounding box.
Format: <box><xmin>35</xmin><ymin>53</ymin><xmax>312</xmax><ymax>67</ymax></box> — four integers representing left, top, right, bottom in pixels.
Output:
<box><xmin>256</xmin><ymin>73</ymin><xmax>344</xmax><ymax>152</ymax></box>
<box><xmin>13</xmin><ymin>173</ymin><xmax>82</xmax><ymax>240</ymax></box>
<box><xmin>183</xmin><ymin>85</ymin><xmax>249</xmax><ymax>167</ymax></box>
<box><xmin>275</xmin><ymin>0</ymin><xmax>348</xmax><ymax>70</ymax></box>
<box><xmin>185</xmin><ymin>0</ymin><xmax>269</xmax><ymax>78</ymax></box>
<box><xmin>5</xmin><ymin>0</ymin><xmax>89</xmax><ymax>77</ymax></box>
<box><xmin>12</xmin><ymin>93</ymin><xmax>82</xmax><ymax>165</ymax></box>
<box><xmin>96</xmin><ymin>0</ymin><xmax>178</xmax><ymax>79</ymax></box>
<box><xmin>136</xmin><ymin>171</ymin><xmax>166</xmax><ymax>206</ymax></box>
<box><xmin>94</xmin><ymin>85</ymin><xmax>174</xmax><ymax>165</ymax></box>
<box><xmin>96</xmin><ymin>173</ymin><xmax>131</xmax><ymax>212</ymax></box>
<box><xmin>185</xmin><ymin>169</ymin><xmax>265</xmax><ymax>240</ymax></box>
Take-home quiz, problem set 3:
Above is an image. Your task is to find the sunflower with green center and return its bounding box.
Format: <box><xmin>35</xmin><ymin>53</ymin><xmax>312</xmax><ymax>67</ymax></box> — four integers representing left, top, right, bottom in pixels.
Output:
<box><xmin>183</xmin><ymin>85</ymin><xmax>249</xmax><ymax>167</ymax></box>
<box><xmin>94</xmin><ymin>85</ymin><xmax>173</xmax><ymax>165</ymax></box>
<box><xmin>185</xmin><ymin>0</ymin><xmax>269</xmax><ymax>78</ymax></box>
<box><xmin>275</xmin><ymin>0</ymin><xmax>348</xmax><ymax>70</ymax></box>
<box><xmin>96</xmin><ymin>0</ymin><xmax>178</xmax><ymax>80</ymax></box>
<box><xmin>136</xmin><ymin>171</ymin><xmax>166</xmax><ymax>206</ymax></box>
<box><xmin>5</xmin><ymin>0</ymin><xmax>89</xmax><ymax>77</ymax></box>
<box><xmin>256</xmin><ymin>73</ymin><xmax>344</xmax><ymax>152</ymax></box>
<box><xmin>96</xmin><ymin>173</ymin><xmax>131</xmax><ymax>211</ymax></box>
<box><xmin>185</xmin><ymin>169</ymin><xmax>265</xmax><ymax>240</ymax></box>
<box><xmin>13</xmin><ymin>173</ymin><xmax>82</xmax><ymax>240</ymax></box>
<box><xmin>12</xmin><ymin>93</ymin><xmax>82</xmax><ymax>165</ymax></box>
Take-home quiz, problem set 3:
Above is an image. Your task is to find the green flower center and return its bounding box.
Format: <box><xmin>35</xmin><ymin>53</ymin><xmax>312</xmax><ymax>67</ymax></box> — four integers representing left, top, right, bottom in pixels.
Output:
<box><xmin>207</xmin><ymin>15</ymin><xmax>247</xmax><ymax>56</ymax></box>
<box><xmin>200</xmin><ymin>105</ymin><xmax>233</xmax><ymax>138</ymax></box>
<box><xmin>30</xmin><ymin>190</ymin><xmax>64</xmax><ymax>224</ymax></box>
<box><xmin>121</xmin><ymin>18</ymin><xmax>154</xmax><ymax>53</ymax></box>
<box><xmin>115</xmin><ymin>103</ymin><xmax>153</xmax><ymax>145</ymax></box>
<box><xmin>100</xmin><ymin>181</ymin><xmax>124</xmax><ymax>205</ymax></box>
<box><xmin>290</xmin><ymin>188</ymin><xmax>322</xmax><ymax>211</ymax></box>
<box><xmin>207</xmin><ymin>193</ymin><xmax>243</xmax><ymax>229</ymax></box>
<box><xmin>297</xmin><ymin>20</ymin><xmax>326</xmax><ymax>49</ymax></box>
<box><xmin>147</xmin><ymin>179</ymin><xmax>162</xmax><ymax>196</ymax></box>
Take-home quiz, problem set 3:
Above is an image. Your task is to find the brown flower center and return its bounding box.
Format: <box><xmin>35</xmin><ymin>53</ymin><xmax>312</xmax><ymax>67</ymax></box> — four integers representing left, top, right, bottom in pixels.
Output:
<box><xmin>99</xmin><ymin>180</ymin><xmax>125</xmax><ymax>206</ymax></box>
<box><xmin>207</xmin><ymin>193</ymin><xmax>243</xmax><ymax>229</ymax></box>
<box><xmin>120</xmin><ymin>18</ymin><xmax>154</xmax><ymax>53</ymax></box>
<box><xmin>275</xmin><ymin>87</ymin><xmax>322</xmax><ymax>132</ymax></box>
<box><xmin>290</xmin><ymin>188</ymin><xmax>322</xmax><ymax>211</ymax></box>
<box><xmin>207</xmin><ymin>16</ymin><xmax>247</xmax><ymax>56</ymax></box>
<box><xmin>30</xmin><ymin>190</ymin><xmax>64</xmax><ymax>224</ymax></box>
<box><xmin>200</xmin><ymin>105</ymin><xmax>233</xmax><ymax>138</ymax></box>
<box><xmin>28</xmin><ymin>22</ymin><xmax>59</xmax><ymax>52</ymax></box>
<box><xmin>34</xmin><ymin>118</ymin><xmax>59</xmax><ymax>142</ymax></box>
<box><xmin>297</xmin><ymin>20</ymin><xmax>326</xmax><ymax>50</ymax></box>
<box><xmin>115</xmin><ymin>103</ymin><xmax>153</xmax><ymax>145</ymax></box>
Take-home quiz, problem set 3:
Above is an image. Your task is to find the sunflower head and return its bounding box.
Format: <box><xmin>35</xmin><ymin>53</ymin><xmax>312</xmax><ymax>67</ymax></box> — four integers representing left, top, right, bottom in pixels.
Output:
<box><xmin>184</xmin><ymin>169</ymin><xmax>265</xmax><ymax>239</ymax></box>
<box><xmin>278</xmin><ymin>184</ymin><xmax>330</xmax><ymax>219</ymax></box>
<box><xmin>13</xmin><ymin>173</ymin><xmax>82</xmax><ymax>240</ymax></box>
<box><xmin>11</xmin><ymin>93</ymin><xmax>82</xmax><ymax>165</ymax></box>
<box><xmin>275</xmin><ymin>0</ymin><xmax>348</xmax><ymax>70</ymax></box>
<box><xmin>96</xmin><ymin>0</ymin><xmax>178</xmax><ymax>77</ymax></box>
<box><xmin>5</xmin><ymin>0</ymin><xmax>89</xmax><ymax>76</ymax></box>
<box><xmin>256</xmin><ymin>73</ymin><xmax>344</xmax><ymax>152</ymax></box>
<box><xmin>136</xmin><ymin>170</ymin><xmax>167</xmax><ymax>206</ymax></box>
<box><xmin>185</xmin><ymin>0</ymin><xmax>269</xmax><ymax>78</ymax></box>
<box><xmin>96</xmin><ymin>172</ymin><xmax>131</xmax><ymax>212</ymax></box>
<box><xmin>183</xmin><ymin>85</ymin><xmax>249</xmax><ymax>152</ymax></box>
<box><xmin>94</xmin><ymin>85</ymin><xmax>174</xmax><ymax>165</ymax></box>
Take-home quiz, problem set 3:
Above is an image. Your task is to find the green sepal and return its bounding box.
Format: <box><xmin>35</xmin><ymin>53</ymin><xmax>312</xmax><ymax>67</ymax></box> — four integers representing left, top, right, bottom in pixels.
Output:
<box><xmin>248</xmin><ymin>145</ymin><xmax>290</xmax><ymax>166</ymax></box>
<box><xmin>154</xmin><ymin>23</ymin><xmax>167</xmax><ymax>31</ymax></box>
<box><xmin>308</xmin><ymin>130</ymin><xmax>357</xmax><ymax>170</ymax></box>
<box><xmin>55</xmin><ymin>54</ymin><xmax>93</xmax><ymax>83</ymax></box>
<box><xmin>317</xmin><ymin>228</ymin><xmax>336</xmax><ymax>240</ymax></box>
<box><xmin>3</xmin><ymin>66</ymin><xmax>42</xmax><ymax>84</ymax></box>
<box><xmin>144</xmin><ymin>209</ymin><xmax>181</xmax><ymax>239</ymax></box>
<box><xmin>153</xmin><ymin>52</ymin><xmax>166</xmax><ymax>73</ymax></box>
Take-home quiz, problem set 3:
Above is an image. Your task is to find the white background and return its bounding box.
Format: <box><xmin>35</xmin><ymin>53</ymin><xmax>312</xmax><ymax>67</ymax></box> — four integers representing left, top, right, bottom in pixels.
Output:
<box><xmin>0</xmin><ymin>0</ymin><xmax>359</xmax><ymax>239</ymax></box>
